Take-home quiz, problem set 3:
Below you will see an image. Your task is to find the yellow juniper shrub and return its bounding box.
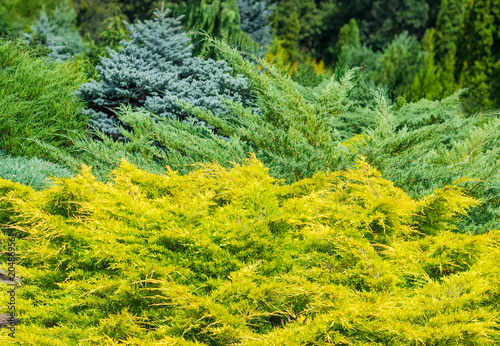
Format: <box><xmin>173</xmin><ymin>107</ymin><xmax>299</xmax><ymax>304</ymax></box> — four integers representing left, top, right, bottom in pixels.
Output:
<box><xmin>0</xmin><ymin>155</ymin><xmax>498</xmax><ymax>345</ymax></box>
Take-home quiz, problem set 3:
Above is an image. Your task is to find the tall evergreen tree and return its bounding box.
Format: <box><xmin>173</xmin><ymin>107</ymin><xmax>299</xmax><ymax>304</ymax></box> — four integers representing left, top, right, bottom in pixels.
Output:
<box><xmin>372</xmin><ymin>32</ymin><xmax>426</xmax><ymax>99</ymax></box>
<box><xmin>434</xmin><ymin>0</ymin><xmax>466</xmax><ymax>63</ymax></box>
<box><xmin>457</xmin><ymin>0</ymin><xmax>500</xmax><ymax>110</ymax></box>
<box><xmin>270</xmin><ymin>0</ymin><xmax>329</xmax><ymax>61</ymax></box>
<box><xmin>404</xmin><ymin>28</ymin><xmax>458</xmax><ymax>103</ymax></box>
<box><xmin>268</xmin><ymin>0</ymin><xmax>440</xmax><ymax>67</ymax></box>
<box><xmin>334</xmin><ymin>18</ymin><xmax>361</xmax><ymax>60</ymax></box>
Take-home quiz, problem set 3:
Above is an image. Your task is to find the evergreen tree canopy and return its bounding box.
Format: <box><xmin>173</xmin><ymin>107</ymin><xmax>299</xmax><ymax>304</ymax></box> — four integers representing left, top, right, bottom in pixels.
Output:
<box><xmin>271</xmin><ymin>0</ymin><xmax>439</xmax><ymax>65</ymax></box>
<box><xmin>404</xmin><ymin>28</ymin><xmax>458</xmax><ymax>103</ymax></box>
<box><xmin>434</xmin><ymin>0</ymin><xmax>466</xmax><ymax>62</ymax></box>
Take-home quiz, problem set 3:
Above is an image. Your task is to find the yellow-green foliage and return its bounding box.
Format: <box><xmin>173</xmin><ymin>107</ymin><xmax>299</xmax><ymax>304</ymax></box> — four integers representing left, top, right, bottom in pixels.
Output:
<box><xmin>0</xmin><ymin>155</ymin><xmax>498</xmax><ymax>345</ymax></box>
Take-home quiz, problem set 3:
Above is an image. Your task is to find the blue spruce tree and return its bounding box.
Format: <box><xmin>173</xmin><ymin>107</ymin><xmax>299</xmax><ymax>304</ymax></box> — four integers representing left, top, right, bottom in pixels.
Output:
<box><xmin>236</xmin><ymin>0</ymin><xmax>275</xmax><ymax>47</ymax></box>
<box><xmin>24</xmin><ymin>3</ymin><xmax>85</xmax><ymax>62</ymax></box>
<box><xmin>78</xmin><ymin>5</ymin><xmax>253</xmax><ymax>141</ymax></box>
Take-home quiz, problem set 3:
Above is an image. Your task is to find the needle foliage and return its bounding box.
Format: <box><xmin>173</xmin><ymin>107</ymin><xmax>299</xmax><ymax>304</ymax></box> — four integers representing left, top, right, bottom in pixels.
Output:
<box><xmin>1</xmin><ymin>156</ymin><xmax>498</xmax><ymax>345</ymax></box>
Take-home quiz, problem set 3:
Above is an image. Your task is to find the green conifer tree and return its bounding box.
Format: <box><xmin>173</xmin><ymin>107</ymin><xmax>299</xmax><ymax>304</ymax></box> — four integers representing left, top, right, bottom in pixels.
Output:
<box><xmin>434</xmin><ymin>0</ymin><xmax>466</xmax><ymax>63</ymax></box>
<box><xmin>373</xmin><ymin>32</ymin><xmax>426</xmax><ymax>99</ymax></box>
<box><xmin>165</xmin><ymin>0</ymin><xmax>258</xmax><ymax>55</ymax></box>
<box><xmin>281</xmin><ymin>11</ymin><xmax>300</xmax><ymax>63</ymax></box>
<box><xmin>333</xmin><ymin>18</ymin><xmax>361</xmax><ymax>65</ymax></box>
<box><xmin>404</xmin><ymin>28</ymin><xmax>458</xmax><ymax>103</ymax></box>
<box><xmin>336</xmin><ymin>19</ymin><xmax>360</xmax><ymax>50</ymax></box>
<box><xmin>24</xmin><ymin>3</ymin><xmax>86</xmax><ymax>61</ymax></box>
<box><xmin>456</xmin><ymin>0</ymin><xmax>500</xmax><ymax>110</ymax></box>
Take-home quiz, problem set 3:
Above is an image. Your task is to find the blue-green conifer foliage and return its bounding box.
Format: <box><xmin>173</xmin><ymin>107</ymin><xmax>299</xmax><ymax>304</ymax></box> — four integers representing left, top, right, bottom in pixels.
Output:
<box><xmin>24</xmin><ymin>3</ymin><xmax>85</xmax><ymax>62</ymax></box>
<box><xmin>78</xmin><ymin>6</ymin><xmax>252</xmax><ymax>140</ymax></box>
<box><xmin>237</xmin><ymin>0</ymin><xmax>274</xmax><ymax>47</ymax></box>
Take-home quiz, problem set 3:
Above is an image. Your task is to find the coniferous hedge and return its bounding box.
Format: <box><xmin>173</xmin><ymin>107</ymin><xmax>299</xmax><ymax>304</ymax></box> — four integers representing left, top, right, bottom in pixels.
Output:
<box><xmin>38</xmin><ymin>36</ymin><xmax>499</xmax><ymax>232</ymax></box>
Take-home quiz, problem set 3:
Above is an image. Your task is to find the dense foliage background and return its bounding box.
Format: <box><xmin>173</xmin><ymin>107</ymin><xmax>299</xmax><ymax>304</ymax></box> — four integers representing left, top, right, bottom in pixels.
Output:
<box><xmin>0</xmin><ymin>0</ymin><xmax>499</xmax><ymax>344</ymax></box>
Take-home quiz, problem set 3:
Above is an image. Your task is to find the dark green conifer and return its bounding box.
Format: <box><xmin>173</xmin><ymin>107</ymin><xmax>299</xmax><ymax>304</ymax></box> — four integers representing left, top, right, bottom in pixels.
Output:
<box><xmin>165</xmin><ymin>0</ymin><xmax>259</xmax><ymax>54</ymax></box>
<box><xmin>457</xmin><ymin>0</ymin><xmax>500</xmax><ymax>110</ymax></box>
<box><xmin>404</xmin><ymin>28</ymin><xmax>458</xmax><ymax>102</ymax></box>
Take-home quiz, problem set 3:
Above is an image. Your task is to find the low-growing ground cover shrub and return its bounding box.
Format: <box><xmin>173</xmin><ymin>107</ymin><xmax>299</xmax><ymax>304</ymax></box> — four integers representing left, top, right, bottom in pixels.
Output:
<box><xmin>0</xmin><ymin>38</ymin><xmax>89</xmax><ymax>159</ymax></box>
<box><xmin>0</xmin><ymin>149</ymin><xmax>74</xmax><ymax>190</ymax></box>
<box><xmin>1</xmin><ymin>156</ymin><xmax>499</xmax><ymax>345</ymax></box>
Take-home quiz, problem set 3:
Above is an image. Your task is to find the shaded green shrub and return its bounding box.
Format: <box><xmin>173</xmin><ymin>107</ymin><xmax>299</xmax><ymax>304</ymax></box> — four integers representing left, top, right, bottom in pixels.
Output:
<box><xmin>337</xmin><ymin>31</ymin><xmax>426</xmax><ymax>100</ymax></box>
<box><xmin>362</xmin><ymin>94</ymin><xmax>500</xmax><ymax>233</ymax></box>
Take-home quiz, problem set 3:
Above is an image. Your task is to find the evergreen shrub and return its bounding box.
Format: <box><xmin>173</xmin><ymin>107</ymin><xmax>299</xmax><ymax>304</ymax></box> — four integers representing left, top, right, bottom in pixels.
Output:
<box><xmin>0</xmin><ymin>156</ymin><xmax>498</xmax><ymax>344</ymax></box>
<box><xmin>23</xmin><ymin>3</ymin><xmax>86</xmax><ymax>61</ymax></box>
<box><xmin>41</xmin><ymin>35</ymin><xmax>499</xmax><ymax>233</ymax></box>
<box><xmin>361</xmin><ymin>94</ymin><xmax>500</xmax><ymax>233</ymax></box>
<box><xmin>0</xmin><ymin>150</ymin><xmax>74</xmax><ymax>190</ymax></box>
<box><xmin>0</xmin><ymin>38</ymin><xmax>89</xmax><ymax>159</ymax></box>
<box><xmin>337</xmin><ymin>32</ymin><xmax>426</xmax><ymax>100</ymax></box>
<box><xmin>77</xmin><ymin>6</ymin><xmax>253</xmax><ymax>141</ymax></box>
